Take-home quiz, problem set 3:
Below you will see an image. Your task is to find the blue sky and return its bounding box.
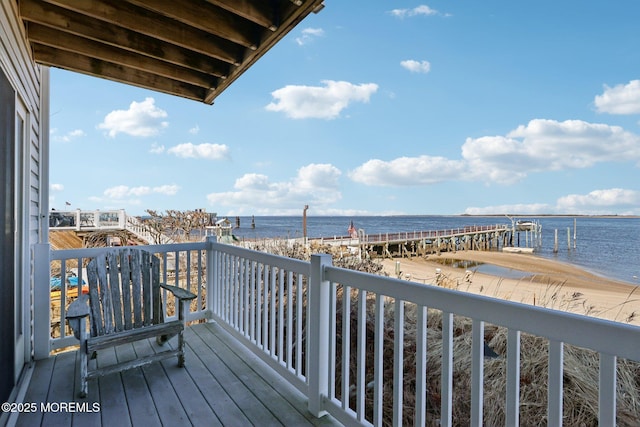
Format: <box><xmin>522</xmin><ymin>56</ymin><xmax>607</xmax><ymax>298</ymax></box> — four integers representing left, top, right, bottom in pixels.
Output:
<box><xmin>49</xmin><ymin>1</ymin><xmax>640</xmax><ymax>217</ymax></box>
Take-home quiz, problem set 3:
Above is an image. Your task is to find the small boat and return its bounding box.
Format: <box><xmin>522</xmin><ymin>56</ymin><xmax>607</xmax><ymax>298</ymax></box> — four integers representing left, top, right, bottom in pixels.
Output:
<box><xmin>515</xmin><ymin>220</ymin><xmax>536</xmax><ymax>231</ymax></box>
<box><xmin>503</xmin><ymin>246</ymin><xmax>535</xmax><ymax>254</ymax></box>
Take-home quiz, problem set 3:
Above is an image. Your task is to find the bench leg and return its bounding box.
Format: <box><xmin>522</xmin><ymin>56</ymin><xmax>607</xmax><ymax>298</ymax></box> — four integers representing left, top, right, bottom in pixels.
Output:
<box><xmin>178</xmin><ymin>329</ymin><xmax>185</xmax><ymax>367</ymax></box>
<box><xmin>78</xmin><ymin>350</ymin><xmax>88</xmax><ymax>398</ymax></box>
<box><xmin>70</xmin><ymin>317</ymin><xmax>89</xmax><ymax>398</ymax></box>
<box><xmin>177</xmin><ymin>299</ymin><xmax>188</xmax><ymax>367</ymax></box>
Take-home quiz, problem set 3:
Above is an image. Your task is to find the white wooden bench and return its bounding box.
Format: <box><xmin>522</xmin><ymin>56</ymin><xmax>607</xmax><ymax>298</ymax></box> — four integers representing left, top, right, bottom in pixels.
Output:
<box><xmin>67</xmin><ymin>248</ymin><xmax>196</xmax><ymax>398</ymax></box>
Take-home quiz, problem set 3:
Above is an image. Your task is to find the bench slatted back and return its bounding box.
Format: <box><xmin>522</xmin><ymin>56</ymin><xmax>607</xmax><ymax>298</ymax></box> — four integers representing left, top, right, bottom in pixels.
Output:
<box><xmin>86</xmin><ymin>248</ymin><xmax>162</xmax><ymax>337</ymax></box>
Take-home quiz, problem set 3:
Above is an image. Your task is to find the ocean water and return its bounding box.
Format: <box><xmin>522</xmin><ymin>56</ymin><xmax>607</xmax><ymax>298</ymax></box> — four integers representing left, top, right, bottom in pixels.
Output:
<box><xmin>229</xmin><ymin>215</ymin><xmax>640</xmax><ymax>285</ymax></box>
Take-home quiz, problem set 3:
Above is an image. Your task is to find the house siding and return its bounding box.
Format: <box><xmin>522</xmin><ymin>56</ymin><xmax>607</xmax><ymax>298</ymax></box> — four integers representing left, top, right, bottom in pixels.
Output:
<box><xmin>0</xmin><ymin>0</ymin><xmax>47</xmax><ymax>403</ymax></box>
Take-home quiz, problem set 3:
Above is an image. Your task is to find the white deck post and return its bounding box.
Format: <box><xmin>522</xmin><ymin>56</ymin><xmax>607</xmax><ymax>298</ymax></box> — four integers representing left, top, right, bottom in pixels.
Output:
<box><xmin>548</xmin><ymin>340</ymin><xmax>564</xmax><ymax>426</ymax></box>
<box><xmin>118</xmin><ymin>209</ymin><xmax>126</xmax><ymax>229</ymax></box>
<box><xmin>599</xmin><ymin>354</ymin><xmax>616</xmax><ymax>425</ymax></box>
<box><xmin>33</xmin><ymin>243</ymin><xmax>51</xmax><ymax>359</ymax></box>
<box><xmin>308</xmin><ymin>253</ymin><xmax>332</xmax><ymax>417</ymax></box>
<box><xmin>206</xmin><ymin>236</ymin><xmax>217</xmax><ymax>321</ymax></box>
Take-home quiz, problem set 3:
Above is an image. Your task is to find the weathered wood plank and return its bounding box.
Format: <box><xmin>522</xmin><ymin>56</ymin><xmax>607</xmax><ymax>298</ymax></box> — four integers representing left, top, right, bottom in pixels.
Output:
<box><xmin>87</xmin><ymin>350</ymin><xmax>180</xmax><ymax>379</ymax></box>
<box><xmin>114</xmin><ymin>344</ymin><xmax>161</xmax><ymax>427</ymax></box>
<box><xmin>14</xmin><ymin>356</ymin><xmax>54</xmax><ymax>427</ymax></box>
<box><xmin>140</xmin><ymin>251</ymin><xmax>151</xmax><ymax>326</ymax></box>
<box><xmin>86</xmin><ymin>260</ymin><xmax>103</xmax><ymax>336</ymax></box>
<box><xmin>180</xmin><ymin>327</ymin><xmax>256</xmax><ymax>426</ymax></box>
<box><xmin>187</xmin><ymin>326</ymin><xmax>281</xmax><ymax>426</ymax></box>
<box><xmin>158</xmin><ymin>347</ymin><xmax>222</xmax><ymax>426</ymax></box>
<box><xmin>151</xmin><ymin>256</ymin><xmax>162</xmax><ymax>325</ymax></box>
<box><xmin>120</xmin><ymin>248</ymin><xmax>133</xmax><ymax>330</ymax></box>
<box><xmin>192</xmin><ymin>323</ymin><xmax>329</xmax><ymax>426</ymax></box>
<box><xmin>160</xmin><ymin>283</ymin><xmax>197</xmax><ymax>301</ymax></box>
<box><xmin>87</xmin><ymin>321</ymin><xmax>182</xmax><ymax>353</ymax></box>
<box><xmin>107</xmin><ymin>250</ymin><xmax>124</xmax><ymax>332</ymax></box>
<box><xmin>40</xmin><ymin>351</ymin><xmax>76</xmax><ymax>427</ymax></box>
<box><xmin>133</xmin><ymin>340</ymin><xmax>192</xmax><ymax>426</ymax></box>
<box><xmin>95</xmin><ymin>346</ymin><xmax>132</xmax><ymax>427</ymax></box>
<box><xmin>188</xmin><ymin>324</ymin><xmax>322</xmax><ymax>425</ymax></box>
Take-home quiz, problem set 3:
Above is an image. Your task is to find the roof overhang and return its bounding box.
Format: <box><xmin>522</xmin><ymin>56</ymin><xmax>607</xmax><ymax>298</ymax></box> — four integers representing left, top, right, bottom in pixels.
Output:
<box><xmin>19</xmin><ymin>0</ymin><xmax>324</xmax><ymax>104</ymax></box>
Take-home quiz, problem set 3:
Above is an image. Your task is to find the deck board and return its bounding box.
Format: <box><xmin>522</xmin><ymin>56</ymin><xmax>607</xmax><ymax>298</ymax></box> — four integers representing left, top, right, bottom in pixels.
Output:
<box><xmin>41</xmin><ymin>351</ymin><xmax>75</xmax><ymax>427</ymax></box>
<box><xmin>137</xmin><ymin>342</ymin><xmax>191</xmax><ymax>426</ymax></box>
<box><xmin>95</xmin><ymin>346</ymin><xmax>131</xmax><ymax>427</ymax></box>
<box><xmin>175</xmin><ymin>330</ymin><xmax>249</xmax><ymax>426</ymax></box>
<box><xmin>15</xmin><ymin>355</ymin><xmax>54</xmax><ymax>427</ymax></box>
<box><xmin>15</xmin><ymin>322</ymin><xmax>341</xmax><ymax>427</ymax></box>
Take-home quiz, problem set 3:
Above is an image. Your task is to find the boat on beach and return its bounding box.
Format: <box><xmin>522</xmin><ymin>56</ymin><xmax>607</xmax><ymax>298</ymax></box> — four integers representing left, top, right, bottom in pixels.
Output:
<box><xmin>502</xmin><ymin>246</ymin><xmax>535</xmax><ymax>254</ymax></box>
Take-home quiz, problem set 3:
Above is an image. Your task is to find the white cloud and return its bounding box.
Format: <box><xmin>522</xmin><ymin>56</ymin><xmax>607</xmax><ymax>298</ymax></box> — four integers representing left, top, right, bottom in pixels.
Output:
<box><xmin>349</xmin><ymin>156</ymin><xmax>466</xmax><ymax>186</ymax></box>
<box><xmin>152</xmin><ymin>185</ymin><xmax>180</xmax><ymax>196</ymax></box>
<box><xmin>167</xmin><ymin>143</ymin><xmax>230</xmax><ymax>160</ymax></box>
<box><xmin>390</xmin><ymin>5</ymin><xmax>440</xmax><ymax>18</ymax></box>
<box><xmin>207</xmin><ymin>163</ymin><xmax>342</xmax><ymax>214</ymax></box>
<box><xmin>50</xmin><ymin>183</ymin><xmax>64</xmax><ymax>191</ymax></box>
<box><xmin>556</xmin><ymin>188</ymin><xmax>640</xmax><ymax>210</ymax></box>
<box><xmin>400</xmin><ymin>59</ymin><xmax>431</xmax><ymax>74</ymax></box>
<box><xmin>103</xmin><ymin>184</ymin><xmax>179</xmax><ymax>199</ymax></box>
<box><xmin>594</xmin><ymin>80</ymin><xmax>640</xmax><ymax>115</ymax></box>
<box><xmin>189</xmin><ymin>125</ymin><xmax>200</xmax><ymax>135</ymax></box>
<box><xmin>52</xmin><ymin>128</ymin><xmax>86</xmax><ymax>143</ymax></box>
<box><xmin>464</xmin><ymin>203</ymin><xmax>552</xmax><ymax>216</ymax></box>
<box><xmin>149</xmin><ymin>143</ymin><xmax>165</xmax><ymax>154</ymax></box>
<box><xmin>98</xmin><ymin>97</ymin><xmax>168</xmax><ymax>137</ymax></box>
<box><xmin>350</xmin><ymin>119</ymin><xmax>640</xmax><ymax>186</ymax></box>
<box><xmin>465</xmin><ymin>188</ymin><xmax>640</xmax><ymax>215</ymax></box>
<box><xmin>295</xmin><ymin>27</ymin><xmax>325</xmax><ymax>46</ymax></box>
<box><xmin>266</xmin><ymin>80</ymin><xmax>378</xmax><ymax>119</ymax></box>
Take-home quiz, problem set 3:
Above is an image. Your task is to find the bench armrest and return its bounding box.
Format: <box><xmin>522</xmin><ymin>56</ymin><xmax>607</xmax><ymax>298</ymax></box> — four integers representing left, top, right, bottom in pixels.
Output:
<box><xmin>160</xmin><ymin>283</ymin><xmax>197</xmax><ymax>301</ymax></box>
<box><xmin>67</xmin><ymin>294</ymin><xmax>90</xmax><ymax>319</ymax></box>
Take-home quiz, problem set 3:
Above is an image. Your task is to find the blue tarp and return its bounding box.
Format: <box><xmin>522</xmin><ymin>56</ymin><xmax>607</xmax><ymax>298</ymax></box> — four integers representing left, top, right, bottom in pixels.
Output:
<box><xmin>50</xmin><ymin>275</ymin><xmax>85</xmax><ymax>290</ymax></box>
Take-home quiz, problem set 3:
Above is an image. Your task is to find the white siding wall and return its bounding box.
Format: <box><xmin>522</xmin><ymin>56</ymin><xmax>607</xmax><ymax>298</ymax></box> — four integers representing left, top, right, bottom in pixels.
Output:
<box><xmin>0</xmin><ymin>0</ymin><xmax>47</xmax><ymax>363</ymax></box>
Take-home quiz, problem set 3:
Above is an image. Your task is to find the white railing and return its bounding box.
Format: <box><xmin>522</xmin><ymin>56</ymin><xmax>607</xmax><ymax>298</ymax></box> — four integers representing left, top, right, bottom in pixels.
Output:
<box><xmin>125</xmin><ymin>215</ymin><xmax>175</xmax><ymax>245</ymax></box>
<box><xmin>33</xmin><ymin>239</ymin><xmax>640</xmax><ymax>426</ymax></box>
<box><xmin>48</xmin><ymin>209</ymin><xmax>126</xmax><ymax>230</ymax></box>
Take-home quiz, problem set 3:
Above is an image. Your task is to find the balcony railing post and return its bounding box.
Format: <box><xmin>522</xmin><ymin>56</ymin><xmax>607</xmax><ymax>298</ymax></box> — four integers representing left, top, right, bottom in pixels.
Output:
<box><xmin>206</xmin><ymin>236</ymin><xmax>217</xmax><ymax>321</ymax></box>
<box><xmin>308</xmin><ymin>253</ymin><xmax>332</xmax><ymax>417</ymax></box>
<box><xmin>118</xmin><ymin>209</ymin><xmax>126</xmax><ymax>229</ymax></box>
<box><xmin>33</xmin><ymin>243</ymin><xmax>51</xmax><ymax>359</ymax></box>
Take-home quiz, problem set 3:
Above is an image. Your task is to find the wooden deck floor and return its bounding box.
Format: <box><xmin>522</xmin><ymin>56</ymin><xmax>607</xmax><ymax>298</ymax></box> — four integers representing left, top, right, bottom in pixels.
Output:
<box><xmin>15</xmin><ymin>322</ymin><xmax>341</xmax><ymax>427</ymax></box>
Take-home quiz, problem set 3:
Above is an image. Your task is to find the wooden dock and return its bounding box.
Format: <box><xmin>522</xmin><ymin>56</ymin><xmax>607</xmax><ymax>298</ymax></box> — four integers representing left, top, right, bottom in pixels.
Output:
<box><xmin>315</xmin><ymin>223</ymin><xmax>539</xmax><ymax>258</ymax></box>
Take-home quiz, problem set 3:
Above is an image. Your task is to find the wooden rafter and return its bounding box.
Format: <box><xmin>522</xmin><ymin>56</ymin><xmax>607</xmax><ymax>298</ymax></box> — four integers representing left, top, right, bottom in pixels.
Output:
<box><xmin>18</xmin><ymin>0</ymin><xmax>324</xmax><ymax>104</ymax></box>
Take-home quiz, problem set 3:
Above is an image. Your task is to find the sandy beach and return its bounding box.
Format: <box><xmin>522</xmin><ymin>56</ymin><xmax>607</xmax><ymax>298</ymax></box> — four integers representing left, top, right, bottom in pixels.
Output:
<box><xmin>381</xmin><ymin>250</ymin><xmax>640</xmax><ymax>325</ymax></box>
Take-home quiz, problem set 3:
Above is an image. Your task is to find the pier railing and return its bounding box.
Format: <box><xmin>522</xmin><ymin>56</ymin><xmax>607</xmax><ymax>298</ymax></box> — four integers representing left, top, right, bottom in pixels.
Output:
<box><xmin>361</xmin><ymin>224</ymin><xmax>510</xmax><ymax>244</ymax></box>
<box><xmin>33</xmin><ymin>239</ymin><xmax>640</xmax><ymax>426</ymax></box>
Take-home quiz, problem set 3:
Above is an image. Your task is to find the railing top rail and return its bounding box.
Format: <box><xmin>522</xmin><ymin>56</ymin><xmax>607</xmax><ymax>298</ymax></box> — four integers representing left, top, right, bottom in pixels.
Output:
<box><xmin>323</xmin><ymin>264</ymin><xmax>640</xmax><ymax>361</ymax></box>
<box><xmin>50</xmin><ymin>242</ymin><xmax>208</xmax><ymax>260</ymax></box>
<box><xmin>212</xmin><ymin>241</ymin><xmax>311</xmax><ymax>275</ymax></box>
